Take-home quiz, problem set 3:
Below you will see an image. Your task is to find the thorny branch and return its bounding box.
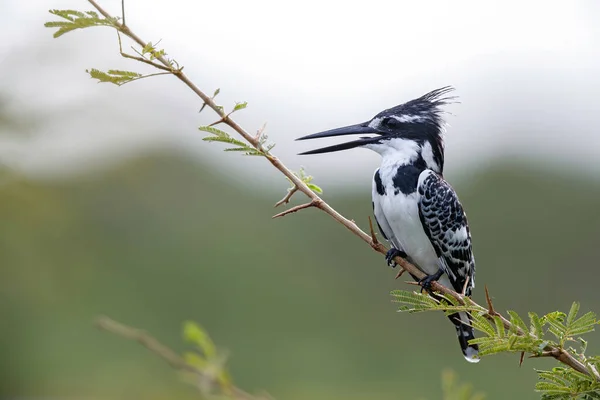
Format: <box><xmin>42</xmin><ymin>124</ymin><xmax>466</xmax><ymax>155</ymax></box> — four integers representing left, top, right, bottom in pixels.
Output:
<box><xmin>86</xmin><ymin>0</ymin><xmax>600</xmax><ymax>381</ymax></box>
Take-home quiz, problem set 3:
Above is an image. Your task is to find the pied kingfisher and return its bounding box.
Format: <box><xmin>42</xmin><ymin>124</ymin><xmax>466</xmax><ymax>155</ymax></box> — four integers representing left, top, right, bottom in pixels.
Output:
<box><xmin>296</xmin><ymin>87</ymin><xmax>479</xmax><ymax>363</ymax></box>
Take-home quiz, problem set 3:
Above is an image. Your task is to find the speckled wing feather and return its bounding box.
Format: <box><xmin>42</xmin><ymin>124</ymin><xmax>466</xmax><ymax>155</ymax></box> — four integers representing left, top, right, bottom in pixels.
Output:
<box><xmin>417</xmin><ymin>170</ymin><xmax>475</xmax><ymax>296</ymax></box>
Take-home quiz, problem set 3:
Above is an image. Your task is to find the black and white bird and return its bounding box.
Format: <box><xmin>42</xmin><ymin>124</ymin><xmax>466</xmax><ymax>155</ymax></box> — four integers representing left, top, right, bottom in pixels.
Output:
<box><xmin>296</xmin><ymin>87</ymin><xmax>479</xmax><ymax>363</ymax></box>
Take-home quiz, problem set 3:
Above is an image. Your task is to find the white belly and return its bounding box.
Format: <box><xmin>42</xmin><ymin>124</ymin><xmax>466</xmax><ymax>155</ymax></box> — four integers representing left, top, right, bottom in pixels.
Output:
<box><xmin>379</xmin><ymin>191</ymin><xmax>440</xmax><ymax>275</ymax></box>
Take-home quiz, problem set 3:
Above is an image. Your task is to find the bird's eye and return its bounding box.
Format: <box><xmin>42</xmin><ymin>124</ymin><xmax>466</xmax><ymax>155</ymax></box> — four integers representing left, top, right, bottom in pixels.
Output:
<box><xmin>383</xmin><ymin>117</ymin><xmax>400</xmax><ymax>128</ymax></box>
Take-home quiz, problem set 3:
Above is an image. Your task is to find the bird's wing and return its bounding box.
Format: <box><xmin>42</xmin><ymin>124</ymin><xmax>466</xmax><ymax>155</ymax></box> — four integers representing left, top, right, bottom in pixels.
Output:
<box><xmin>417</xmin><ymin>170</ymin><xmax>475</xmax><ymax>295</ymax></box>
<box><xmin>372</xmin><ymin>169</ymin><xmax>402</xmax><ymax>250</ymax></box>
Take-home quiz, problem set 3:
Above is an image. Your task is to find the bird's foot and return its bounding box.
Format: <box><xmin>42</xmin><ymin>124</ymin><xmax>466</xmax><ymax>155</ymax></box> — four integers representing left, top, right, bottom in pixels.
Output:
<box><xmin>385</xmin><ymin>248</ymin><xmax>407</xmax><ymax>268</ymax></box>
<box><xmin>418</xmin><ymin>268</ymin><xmax>444</xmax><ymax>293</ymax></box>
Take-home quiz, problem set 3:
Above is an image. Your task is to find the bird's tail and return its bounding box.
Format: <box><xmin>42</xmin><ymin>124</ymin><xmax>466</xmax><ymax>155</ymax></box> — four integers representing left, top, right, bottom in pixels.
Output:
<box><xmin>448</xmin><ymin>311</ymin><xmax>479</xmax><ymax>363</ymax></box>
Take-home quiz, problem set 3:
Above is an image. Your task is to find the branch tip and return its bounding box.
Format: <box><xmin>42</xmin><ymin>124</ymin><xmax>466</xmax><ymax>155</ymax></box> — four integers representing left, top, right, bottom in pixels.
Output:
<box><xmin>394</xmin><ymin>269</ymin><xmax>406</xmax><ymax>279</ymax></box>
<box><xmin>272</xmin><ymin>201</ymin><xmax>315</xmax><ymax>219</ymax></box>
<box><xmin>274</xmin><ymin>186</ymin><xmax>298</xmax><ymax>208</ymax></box>
<box><xmin>519</xmin><ymin>351</ymin><xmax>525</xmax><ymax>367</ymax></box>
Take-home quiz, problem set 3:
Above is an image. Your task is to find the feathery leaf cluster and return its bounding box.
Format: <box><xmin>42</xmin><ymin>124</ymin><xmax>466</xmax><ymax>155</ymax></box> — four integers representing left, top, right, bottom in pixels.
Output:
<box><xmin>393</xmin><ymin>290</ymin><xmax>600</xmax><ymax>398</ymax></box>
<box><xmin>199</xmin><ymin>125</ymin><xmax>272</xmax><ymax>156</ymax></box>
<box><xmin>44</xmin><ymin>9</ymin><xmax>117</xmax><ymax>38</ymax></box>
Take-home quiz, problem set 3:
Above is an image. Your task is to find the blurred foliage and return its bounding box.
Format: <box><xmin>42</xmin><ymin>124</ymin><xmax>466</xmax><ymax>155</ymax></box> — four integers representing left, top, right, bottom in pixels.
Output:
<box><xmin>183</xmin><ymin>321</ymin><xmax>234</xmax><ymax>396</ymax></box>
<box><xmin>0</xmin><ymin>152</ymin><xmax>599</xmax><ymax>399</ymax></box>
<box><xmin>442</xmin><ymin>369</ymin><xmax>485</xmax><ymax>400</ymax></box>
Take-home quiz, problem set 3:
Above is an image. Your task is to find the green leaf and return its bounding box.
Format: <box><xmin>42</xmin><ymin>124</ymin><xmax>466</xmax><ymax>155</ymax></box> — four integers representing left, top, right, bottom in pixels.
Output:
<box><xmin>183</xmin><ymin>321</ymin><xmax>217</xmax><ymax>358</ymax></box>
<box><xmin>579</xmin><ymin>338</ymin><xmax>588</xmax><ymax>354</ymax></box>
<box><xmin>45</xmin><ymin>9</ymin><xmax>117</xmax><ymax>38</ymax></box>
<box><xmin>493</xmin><ymin>316</ymin><xmax>505</xmax><ymax>338</ymax></box>
<box><xmin>569</xmin><ymin>311</ymin><xmax>597</xmax><ymax>336</ymax></box>
<box><xmin>535</xmin><ymin>381</ymin><xmax>571</xmax><ymax>393</ymax></box>
<box><xmin>86</xmin><ymin>68</ymin><xmax>142</xmax><ymax>86</ymax></box>
<box><xmin>306</xmin><ymin>183</ymin><xmax>323</xmax><ymax>194</ymax></box>
<box><xmin>391</xmin><ymin>290</ymin><xmax>439</xmax><ymax>312</ymax></box>
<box><xmin>233</xmin><ymin>101</ymin><xmax>248</xmax><ymax>112</ymax></box>
<box><xmin>290</xmin><ymin>167</ymin><xmax>323</xmax><ymax>195</ymax></box>
<box><xmin>507</xmin><ymin>310</ymin><xmax>528</xmax><ymax>334</ymax></box>
<box><xmin>507</xmin><ymin>334</ymin><xmax>518</xmax><ymax>350</ymax></box>
<box><xmin>213</xmin><ymin>88</ymin><xmax>221</xmax><ymax>97</ymax></box>
<box><xmin>142</xmin><ymin>42</ymin><xmax>154</xmax><ymax>54</ymax></box>
<box><xmin>184</xmin><ymin>351</ymin><xmax>207</xmax><ymax>369</ymax></box>
<box><xmin>470</xmin><ymin>312</ymin><xmax>496</xmax><ymax>337</ymax></box>
<box><xmin>199</xmin><ymin>125</ymin><xmax>266</xmax><ymax>156</ymax></box>
<box><xmin>198</xmin><ymin>125</ymin><xmax>228</xmax><ymax>138</ymax></box>
<box><xmin>530</xmin><ymin>312</ymin><xmax>544</xmax><ymax>338</ymax></box>
<box><xmin>474</xmin><ymin>337</ymin><xmax>510</xmax><ymax>356</ymax></box>
<box><xmin>545</xmin><ymin>311</ymin><xmax>567</xmax><ymax>341</ymax></box>
<box><xmin>566</xmin><ymin>302</ymin><xmax>580</xmax><ymax>328</ymax></box>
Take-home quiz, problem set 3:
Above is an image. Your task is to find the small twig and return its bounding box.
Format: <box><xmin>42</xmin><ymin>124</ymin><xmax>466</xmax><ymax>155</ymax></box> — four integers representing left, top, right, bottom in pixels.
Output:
<box><xmin>121</xmin><ymin>0</ymin><xmax>126</xmax><ymax>26</ymax></box>
<box><xmin>272</xmin><ymin>201</ymin><xmax>315</xmax><ymax>219</ymax></box>
<box><xmin>119</xmin><ymin>71</ymin><xmax>172</xmax><ymax>85</ymax></box>
<box><xmin>95</xmin><ymin>315</ymin><xmax>195</xmax><ymax>372</ymax></box>
<box><xmin>529</xmin><ymin>350</ymin><xmax>558</xmax><ymax>358</ymax></box>
<box><xmin>121</xmin><ymin>51</ymin><xmax>173</xmax><ymax>71</ymax></box>
<box><xmin>116</xmin><ymin>30</ymin><xmax>172</xmax><ymax>72</ymax></box>
<box><xmin>274</xmin><ymin>186</ymin><xmax>298</xmax><ymax>207</ymax></box>
<box><xmin>95</xmin><ymin>316</ymin><xmax>257</xmax><ymax>400</ymax></box>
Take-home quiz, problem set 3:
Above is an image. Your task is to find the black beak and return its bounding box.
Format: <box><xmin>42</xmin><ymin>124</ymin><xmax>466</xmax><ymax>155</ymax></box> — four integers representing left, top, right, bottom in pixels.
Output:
<box><xmin>296</xmin><ymin>122</ymin><xmax>380</xmax><ymax>155</ymax></box>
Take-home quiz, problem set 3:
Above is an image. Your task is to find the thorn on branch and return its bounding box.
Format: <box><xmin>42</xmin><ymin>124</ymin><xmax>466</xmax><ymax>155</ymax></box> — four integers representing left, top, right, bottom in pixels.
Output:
<box><xmin>272</xmin><ymin>201</ymin><xmax>316</xmax><ymax>219</ymax></box>
<box><xmin>485</xmin><ymin>285</ymin><xmax>496</xmax><ymax>315</ymax></box>
<box><xmin>274</xmin><ymin>186</ymin><xmax>298</xmax><ymax>208</ymax></box>
<box><xmin>519</xmin><ymin>351</ymin><xmax>525</xmax><ymax>367</ymax></box>
<box><xmin>368</xmin><ymin>216</ymin><xmax>380</xmax><ymax>250</ymax></box>
<box><xmin>209</xmin><ymin>118</ymin><xmax>225</xmax><ymax>127</ymax></box>
<box><xmin>200</xmin><ymin>88</ymin><xmax>221</xmax><ymax>113</ymax></box>
<box><xmin>394</xmin><ymin>269</ymin><xmax>406</xmax><ymax>279</ymax></box>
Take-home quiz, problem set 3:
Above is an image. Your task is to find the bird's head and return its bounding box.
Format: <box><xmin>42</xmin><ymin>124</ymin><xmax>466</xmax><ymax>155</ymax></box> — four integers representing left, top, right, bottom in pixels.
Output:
<box><xmin>297</xmin><ymin>86</ymin><xmax>455</xmax><ymax>174</ymax></box>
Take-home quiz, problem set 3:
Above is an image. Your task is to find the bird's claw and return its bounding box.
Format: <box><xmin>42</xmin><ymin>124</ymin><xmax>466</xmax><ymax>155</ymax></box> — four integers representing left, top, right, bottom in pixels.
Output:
<box><xmin>418</xmin><ymin>269</ymin><xmax>444</xmax><ymax>293</ymax></box>
<box><xmin>385</xmin><ymin>248</ymin><xmax>407</xmax><ymax>268</ymax></box>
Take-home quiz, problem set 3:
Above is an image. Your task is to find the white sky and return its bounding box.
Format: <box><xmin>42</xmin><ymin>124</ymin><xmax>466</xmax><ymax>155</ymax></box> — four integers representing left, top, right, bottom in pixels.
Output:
<box><xmin>1</xmin><ymin>0</ymin><xmax>599</xmax><ymax>187</ymax></box>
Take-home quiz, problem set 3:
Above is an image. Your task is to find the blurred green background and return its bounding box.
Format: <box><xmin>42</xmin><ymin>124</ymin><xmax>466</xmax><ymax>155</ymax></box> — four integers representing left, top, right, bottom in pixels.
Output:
<box><xmin>1</xmin><ymin>149</ymin><xmax>599</xmax><ymax>399</ymax></box>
